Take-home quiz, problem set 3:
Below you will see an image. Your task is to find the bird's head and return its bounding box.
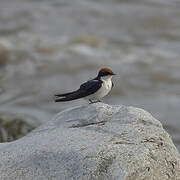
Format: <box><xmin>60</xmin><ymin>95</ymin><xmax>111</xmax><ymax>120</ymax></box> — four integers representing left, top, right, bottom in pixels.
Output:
<box><xmin>97</xmin><ymin>68</ymin><xmax>116</xmax><ymax>80</ymax></box>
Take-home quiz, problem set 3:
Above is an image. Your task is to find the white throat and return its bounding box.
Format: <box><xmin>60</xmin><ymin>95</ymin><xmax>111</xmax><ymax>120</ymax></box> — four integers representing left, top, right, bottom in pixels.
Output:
<box><xmin>100</xmin><ymin>75</ymin><xmax>113</xmax><ymax>81</ymax></box>
<box><xmin>85</xmin><ymin>75</ymin><xmax>113</xmax><ymax>101</ymax></box>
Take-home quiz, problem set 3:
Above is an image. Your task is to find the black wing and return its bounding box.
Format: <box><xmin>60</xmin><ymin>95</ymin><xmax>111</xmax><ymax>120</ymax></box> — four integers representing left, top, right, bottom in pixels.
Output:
<box><xmin>112</xmin><ymin>81</ymin><xmax>114</xmax><ymax>88</ymax></box>
<box><xmin>79</xmin><ymin>79</ymin><xmax>103</xmax><ymax>96</ymax></box>
<box><xmin>55</xmin><ymin>79</ymin><xmax>102</xmax><ymax>102</ymax></box>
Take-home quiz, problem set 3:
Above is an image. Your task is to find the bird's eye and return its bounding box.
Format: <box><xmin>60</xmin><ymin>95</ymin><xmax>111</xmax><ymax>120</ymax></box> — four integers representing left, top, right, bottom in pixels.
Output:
<box><xmin>102</xmin><ymin>72</ymin><xmax>107</xmax><ymax>76</ymax></box>
<box><xmin>105</xmin><ymin>71</ymin><xmax>110</xmax><ymax>76</ymax></box>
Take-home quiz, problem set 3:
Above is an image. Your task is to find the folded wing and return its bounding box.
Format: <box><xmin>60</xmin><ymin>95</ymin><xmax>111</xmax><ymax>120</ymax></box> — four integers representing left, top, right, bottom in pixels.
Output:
<box><xmin>54</xmin><ymin>79</ymin><xmax>102</xmax><ymax>102</ymax></box>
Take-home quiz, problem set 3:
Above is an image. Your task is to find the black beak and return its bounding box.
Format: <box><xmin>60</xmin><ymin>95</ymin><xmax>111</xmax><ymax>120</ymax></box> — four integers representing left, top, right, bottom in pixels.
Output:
<box><xmin>112</xmin><ymin>72</ymin><xmax>116</xmax><ymax>75</ymax></box>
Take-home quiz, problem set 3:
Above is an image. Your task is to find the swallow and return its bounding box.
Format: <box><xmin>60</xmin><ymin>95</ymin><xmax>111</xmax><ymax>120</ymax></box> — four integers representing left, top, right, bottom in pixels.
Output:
<box><xmin>54</xmin><ymin>68</ymin><xmax>116</xmax><ymax>104</ymax></box>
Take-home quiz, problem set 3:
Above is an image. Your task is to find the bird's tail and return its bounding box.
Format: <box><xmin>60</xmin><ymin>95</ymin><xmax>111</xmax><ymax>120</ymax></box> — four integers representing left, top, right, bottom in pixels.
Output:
<box><xmin>54</xmin><ymin>89</ymin><xmax>85</xmax><ymax>102</ymax></box>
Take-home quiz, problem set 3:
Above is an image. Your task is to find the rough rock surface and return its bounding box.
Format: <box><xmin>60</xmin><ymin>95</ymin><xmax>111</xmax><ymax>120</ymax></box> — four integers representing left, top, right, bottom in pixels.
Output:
<box><xmin>0</xmin><ymin>103</ymin><xmax>180</xmax><ymax>180</ymax></box>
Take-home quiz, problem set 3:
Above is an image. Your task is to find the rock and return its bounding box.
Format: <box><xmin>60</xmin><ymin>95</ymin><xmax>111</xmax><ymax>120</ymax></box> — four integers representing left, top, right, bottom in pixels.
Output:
<box><xmin>0</xmin><ymin>42</ymin><xmax>9</xmax><ymax>65</ymax></box>
<box><xmin>0</xmin><ymin>103</ymin><xmax>179</xmax><ymax>180</ymax></box>
<box><xmin>0</xmin><ymin>114</ymin><xmax>35</xmax><ymax>142</ymax></box>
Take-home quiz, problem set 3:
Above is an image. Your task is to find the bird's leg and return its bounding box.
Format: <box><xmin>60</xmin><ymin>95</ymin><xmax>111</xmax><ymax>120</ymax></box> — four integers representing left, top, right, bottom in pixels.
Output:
<box><xmin>89</xmin><ymin>99</ymin><xmax>94</xmax><ymax>104</ymax></box>
<box><xmin>89</xmin><ymin>99</ymin><xmax>101</xmax><ymax>104</ymax></box>
<box><xmin>94</xmin><ymin>99</ymin><xmax>102</xmax><ymax>103</ymax></box>
<box><xmin>89</xmin><ymin>99</ymin><xmax>97</xmax><ymax>104</ymax></box>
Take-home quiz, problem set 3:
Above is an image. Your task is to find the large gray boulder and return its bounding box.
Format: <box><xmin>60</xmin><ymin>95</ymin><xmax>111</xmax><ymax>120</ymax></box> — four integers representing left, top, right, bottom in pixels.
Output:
<box><xmin>0</xmin><ymin>103</ymin><xmax>180</xmax><ymax>180</ymax></box>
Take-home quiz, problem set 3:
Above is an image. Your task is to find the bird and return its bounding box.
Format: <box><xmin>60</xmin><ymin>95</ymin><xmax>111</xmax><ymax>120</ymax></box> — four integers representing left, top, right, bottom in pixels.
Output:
<box><xmin>54</xmin><ymin>68</ymin><xmax>116</xmax><ymax>104</ymax></box>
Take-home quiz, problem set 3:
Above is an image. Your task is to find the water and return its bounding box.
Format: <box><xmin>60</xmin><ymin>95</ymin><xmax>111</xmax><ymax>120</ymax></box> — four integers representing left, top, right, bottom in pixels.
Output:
<box><xmin>0</xmin><ymin>0</ymin><xmax>180</xmax><ymax>149</ymax></box>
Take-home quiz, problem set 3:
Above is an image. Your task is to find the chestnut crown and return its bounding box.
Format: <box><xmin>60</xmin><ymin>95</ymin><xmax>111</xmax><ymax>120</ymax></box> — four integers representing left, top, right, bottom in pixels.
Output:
<box><xmin>97</xmin><ymin>68</ymin><xmax>116</xmax><ymax>77</ymax></box>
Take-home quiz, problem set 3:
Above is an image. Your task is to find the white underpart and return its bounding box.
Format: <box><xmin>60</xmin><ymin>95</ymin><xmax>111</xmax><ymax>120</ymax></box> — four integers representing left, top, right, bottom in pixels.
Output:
<box><xmin>85</xmin><ymin>75</ymin><xmax>113</xmax><ymax>101</ymax></box>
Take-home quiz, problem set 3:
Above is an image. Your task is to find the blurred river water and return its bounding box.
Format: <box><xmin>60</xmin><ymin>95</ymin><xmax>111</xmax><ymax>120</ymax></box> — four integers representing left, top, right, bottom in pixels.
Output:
<box><xmin>0</xmin><ymin>0</ymin><xmax>180</xmax><ymax>149</ymax></box>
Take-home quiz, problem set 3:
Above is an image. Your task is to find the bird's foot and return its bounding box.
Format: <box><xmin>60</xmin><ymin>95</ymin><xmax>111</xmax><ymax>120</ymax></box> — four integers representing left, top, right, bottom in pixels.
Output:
<box><xmin>89</xmin><ymin>99</ymin><xmax>101</xmax><ymax>104</ymax></box>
